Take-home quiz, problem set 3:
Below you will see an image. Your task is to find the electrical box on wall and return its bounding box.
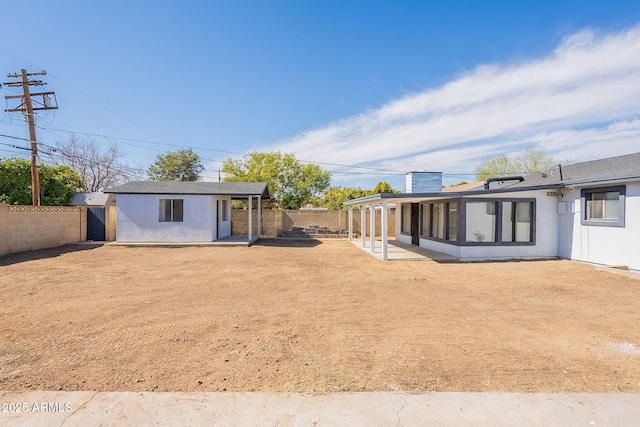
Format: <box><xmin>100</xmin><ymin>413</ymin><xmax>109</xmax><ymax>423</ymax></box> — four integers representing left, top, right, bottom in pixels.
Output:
<box><xmin>557</xmin><ymin>201</ymin><xmax>567</xmax><ymax>214</ymax></box>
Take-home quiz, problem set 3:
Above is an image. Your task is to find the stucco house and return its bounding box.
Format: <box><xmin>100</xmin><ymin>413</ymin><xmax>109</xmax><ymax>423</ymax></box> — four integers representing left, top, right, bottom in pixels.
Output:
<box><xmin>344</xmin><ymin>152</ymin><xmax>640</xmax><ymax>270</ymax></box>
<box><xmin>105</xmin><ymin>181</ymin><xmax>269</xmax><ymax>243</ymax></box>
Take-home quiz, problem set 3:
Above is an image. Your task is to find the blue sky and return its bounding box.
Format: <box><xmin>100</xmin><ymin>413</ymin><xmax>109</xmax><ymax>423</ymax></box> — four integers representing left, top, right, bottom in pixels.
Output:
<box><xmin>1</xmin><ymin>1</ymin><xmax>640</xmax><ymax>189</ymax></box>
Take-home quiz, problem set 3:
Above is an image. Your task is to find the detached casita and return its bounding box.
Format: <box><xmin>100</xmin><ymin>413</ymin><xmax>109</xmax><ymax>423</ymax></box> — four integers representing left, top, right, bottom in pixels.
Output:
<box><xmin>344</xmin><ymin>152</ymin><xmax>640</xmax><ymax>270</ymax></box>
<box><xmin>105</xmin><ymin>181</ymin><xmax>269</xmax><ymax>243</ymax></box>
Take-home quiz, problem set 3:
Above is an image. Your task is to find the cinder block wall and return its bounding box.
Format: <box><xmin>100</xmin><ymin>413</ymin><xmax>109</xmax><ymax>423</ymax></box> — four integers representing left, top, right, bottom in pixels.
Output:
<box><xmin>282</xmin><ymin>210</ymin><xmax>347</xmax><ymax>231</ymax></box>
<box><xmin>0</xmin><ymin>204</ymin><xmax>7</xmax><ymax>255</ymax></box>
<box><xmin>231</xmin><ymin>209</ymin><xmax>395</xmax><ymax>238</ymax></box>
<box><xmin>106</xmin><ymin>206</ymin><xmax>117</xmax><ymax>241</ymax></box>
<box><xmin>0</xmin><ymin>204</ymin><xmax>86</xmax><ymax>256</ymax></box>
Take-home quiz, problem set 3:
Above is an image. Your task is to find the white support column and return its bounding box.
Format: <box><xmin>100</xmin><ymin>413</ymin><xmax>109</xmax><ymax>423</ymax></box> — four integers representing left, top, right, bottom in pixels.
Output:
<box><xmin>369</xmin><ymin>204</ymin><xmax>376</xmax><ymax>254</ymax></box>
<box><xmin>381</xmin><ymin>202</ymin><xmax>389</xmax><ymax>261</ymax></box>
<box><xmin>348</xmin><ymin>207</ymin><xmax>353</xmax><ymax>241</ymax></box>
<box><xmin>360</xmin><ymin>205</ymin><xmax>366</xmax><ymax>248</ymax></box>
<box><xmin>248</xmin><ymin>195</ymin><xmax>253</xmax><ymax>242</ymax></box>
<box><xmin>257</xmin><ymin>196</ymin><xmax>262</xmax><ymax>237</ymax></box>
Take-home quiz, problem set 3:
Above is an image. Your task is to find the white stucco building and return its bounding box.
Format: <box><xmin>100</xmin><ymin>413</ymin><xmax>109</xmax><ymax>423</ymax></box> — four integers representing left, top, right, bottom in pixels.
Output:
<box><xmin>105</xmin><ymin>181</ymin><xmax>269</xmax><ymax>243</ymax></box>
<box><xmin>344</xmin><ymin>152</ymin><xmax>640</xmax><ymax>271</ymax></box>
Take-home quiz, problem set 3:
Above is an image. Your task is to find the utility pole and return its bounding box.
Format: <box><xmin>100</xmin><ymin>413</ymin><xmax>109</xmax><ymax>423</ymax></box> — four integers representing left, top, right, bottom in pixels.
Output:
<box><xmin>3</xmin><ymin>69</ymin><xmax>58</xmax><ymax>206</ymax></box>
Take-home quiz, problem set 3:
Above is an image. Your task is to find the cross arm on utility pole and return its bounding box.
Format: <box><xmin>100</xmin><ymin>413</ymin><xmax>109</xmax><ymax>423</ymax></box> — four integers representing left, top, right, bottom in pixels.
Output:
<box><xmin>2</xmin><ymin>69</ymin><xmax>58</xmax><ymax>206</ymax></box>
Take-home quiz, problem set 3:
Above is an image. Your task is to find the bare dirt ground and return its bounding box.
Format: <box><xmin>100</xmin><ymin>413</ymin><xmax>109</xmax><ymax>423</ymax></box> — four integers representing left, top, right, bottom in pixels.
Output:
<box><xmin>1</xmin><ymin>240</ymin><xmax>639</xmax><ymax>393</ymax></box>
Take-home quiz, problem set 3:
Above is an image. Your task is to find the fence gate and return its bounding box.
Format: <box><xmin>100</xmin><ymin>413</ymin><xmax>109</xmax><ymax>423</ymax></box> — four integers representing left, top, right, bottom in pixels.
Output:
<box><xmin>87</xmin><ymin>207</ymin><xmax>106</xmax><ymax>241</ymax></box>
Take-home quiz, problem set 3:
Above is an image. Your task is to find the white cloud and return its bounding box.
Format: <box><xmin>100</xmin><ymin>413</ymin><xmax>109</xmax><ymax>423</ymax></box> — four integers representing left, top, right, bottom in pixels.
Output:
<box><xmin>264</xmin><ymin>25</ymin><xmax>640</xmax><ymax>186</ymax></box>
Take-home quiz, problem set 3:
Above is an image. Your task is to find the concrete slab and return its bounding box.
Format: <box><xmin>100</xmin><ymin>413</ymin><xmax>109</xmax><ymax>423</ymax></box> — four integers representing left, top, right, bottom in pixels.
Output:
<box><xmin>595</xmin><ymin>265</ymin><xmax>640</xmax><ymax>280</ymax></box>
<box><xmin>350</xmin><ymin>238</ymin><xmax>459</xmax><ymax>262</ymax></box>
<box><xmin>106</xmin><ymin>235</ymin><xmax>258</xmax><ymax>248</ymax></box>
<box><xmin>1</xmin><ymin>392</ymin><xmax>638</xmax><ymax>426</ymax></box>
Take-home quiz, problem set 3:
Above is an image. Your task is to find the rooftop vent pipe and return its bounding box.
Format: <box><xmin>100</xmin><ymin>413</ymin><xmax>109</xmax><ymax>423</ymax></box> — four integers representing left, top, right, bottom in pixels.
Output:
<box><xmin>484</xmin><ymin>176</ymin><xmax>524</xmax><ymax>190</ymax></box>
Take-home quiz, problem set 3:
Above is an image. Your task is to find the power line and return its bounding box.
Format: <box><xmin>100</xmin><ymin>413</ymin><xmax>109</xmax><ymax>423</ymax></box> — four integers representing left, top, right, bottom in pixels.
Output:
<box><xmin>0</xmin><ymin>133</ymin><xmax>29</xmax><ymax>142</ymax></box>
<box><xmin>38</xmin><ymin>126</ymin><xmax>408</xmax><ymax>174</ymax></box>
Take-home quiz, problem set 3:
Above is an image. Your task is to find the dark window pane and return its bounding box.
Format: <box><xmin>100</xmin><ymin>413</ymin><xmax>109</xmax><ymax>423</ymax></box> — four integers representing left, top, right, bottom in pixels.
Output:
<box><xmin>172</xmin><ymin>199</ymin><xmax>184</xmax><ymax>222</ymax></box>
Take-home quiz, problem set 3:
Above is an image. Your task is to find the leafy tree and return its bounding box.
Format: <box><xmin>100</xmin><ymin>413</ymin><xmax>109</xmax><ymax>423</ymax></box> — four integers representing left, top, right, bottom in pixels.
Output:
<box><xmin>49</xmin><ymin>135</ymin><xmax>140</xmax><ymax>191</ymax></box>
<box><xmin>322</xmin><ymin>187</ymin><xmax>371</xmax><ymax>210</ymax></box>
<box><xmin>148</xmin><ymin>148</ymin><xmax>203</xmax><ymax>181</ymax></box>
<box><xmin>0</xmin><ymin>158</ymin><xmax>82</xmax><ymax>206</ymax></box>
<box><xmin>371</xmin><ymin>181</ymin><xmax>397</xmax><ymax>194</ymax></box>
<box><xmin>475</xmin><ymin>148</ymin><xmax>566</xmax><ymax>181</ymax></box>
<box><xmin>222</xmin><ymin>152</ymin><xmax>331</xmax><ymax>209</ymax></box>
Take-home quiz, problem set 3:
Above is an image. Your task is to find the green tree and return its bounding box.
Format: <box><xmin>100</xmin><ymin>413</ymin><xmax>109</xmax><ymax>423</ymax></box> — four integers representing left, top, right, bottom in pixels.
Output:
<box><xmin>222</xmin><ymin>152</ymin><xmax>331</xmax><ymax>209</ymax></box>
<box><xmin>474</xmin><ymin>148</ymin><xmax>566</xmax><ymax>181</ymax></box>
<box><xmin>371</xmin><ymin>181</ymin><xmax>396</xmax><ymax>194</ymax></box>
<box><xmin>147</xmin><ymin>148</ymin><xmax>203</xmax><ymax>181</ymax></box>
<box><xmin>0</xmin><ymin>158</ymin><xmax>82</xmax><ymax>206</ymax></box>
<box><xmin>322</xmin><ymin>187</ymin><xmax>371</xmax><ymax>210</ymax></box>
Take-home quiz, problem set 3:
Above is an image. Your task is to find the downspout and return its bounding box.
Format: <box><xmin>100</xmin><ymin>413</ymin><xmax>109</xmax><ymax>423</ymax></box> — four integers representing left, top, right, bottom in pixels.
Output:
<box><xmin>484</xmin><ymin>176</ymin><xmax>524</xmax><ymax>190</ymax></box>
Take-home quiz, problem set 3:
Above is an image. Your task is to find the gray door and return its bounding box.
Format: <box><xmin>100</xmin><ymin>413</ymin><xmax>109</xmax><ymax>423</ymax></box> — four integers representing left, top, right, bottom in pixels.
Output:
<box><xmin>87</xmin><ymin>207</ymin><xmax>106</xmax><ymax>241</ymax></box>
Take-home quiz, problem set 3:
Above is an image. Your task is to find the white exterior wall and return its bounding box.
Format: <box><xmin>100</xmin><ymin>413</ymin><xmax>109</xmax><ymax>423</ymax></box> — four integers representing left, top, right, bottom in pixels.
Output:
<box><xmin>420</xmin><ymin>237</ymin><xmax>463</xmax><ymax>258</ymax></box>
<box><xmin>559</xmin><ymin>182</ymin><xmax>640</xmax><ymax>271</ymax></box>
<box><xmin>116</xmin><ymin>194</ymin><xmax>215</xmax><ymax>242</ymax></box>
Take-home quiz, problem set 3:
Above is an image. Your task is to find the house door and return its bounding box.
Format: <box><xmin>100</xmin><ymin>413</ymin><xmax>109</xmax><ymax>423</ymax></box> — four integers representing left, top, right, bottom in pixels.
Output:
<box><xmin>87</xmin><ymin>207</ymin><xmax>106</xmax><ymax>241</ymax></box>
<box><xmin>410</xmin><ymin>203</ymin><xmax>420</xmax><ymax>245</ymax></box>
<box><xmin>215</xmin><ymin>200</ymin><xmax>219</xmax><ymax>241</ymax></box>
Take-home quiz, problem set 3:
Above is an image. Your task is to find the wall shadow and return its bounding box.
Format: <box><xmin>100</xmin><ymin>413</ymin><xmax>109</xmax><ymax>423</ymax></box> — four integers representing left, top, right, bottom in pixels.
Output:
<box><xmin>253</xmin><ymin>238</ymin><xmax>323</xmax><ymax>248</ymax></box>
<box><xmin>0</xmin><ymin>243</ymin><xmax>104</xmax><ymax>267</ymax></box>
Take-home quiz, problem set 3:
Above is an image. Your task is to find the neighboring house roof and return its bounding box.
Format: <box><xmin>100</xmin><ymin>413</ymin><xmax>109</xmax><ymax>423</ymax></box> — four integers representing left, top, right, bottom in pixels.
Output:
<box><xmin>69</xmin><ymin>192</ymin><xmax>115</xmax><ymax>206</ymax></box>
<box><xmin>105</xmin><ymin>181</ymin><xmax>271</xmax><ymax>199</ymax></box>
<box><xmin>442</xmin><ymin>181</ymin><xmax>484</xmax><ymax>192</ymax></box>
<box><xmin>343</xmin><ymin>152</ymin><xmax>640</xmax><ymax>206</ymax></box>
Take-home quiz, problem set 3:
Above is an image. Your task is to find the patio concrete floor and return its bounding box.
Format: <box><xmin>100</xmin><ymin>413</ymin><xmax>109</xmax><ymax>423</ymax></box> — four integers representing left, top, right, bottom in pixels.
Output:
<box><xmin>350</xmin><ymin>238</ymin><xmax>459</xmax><ymax>262</ymax></box>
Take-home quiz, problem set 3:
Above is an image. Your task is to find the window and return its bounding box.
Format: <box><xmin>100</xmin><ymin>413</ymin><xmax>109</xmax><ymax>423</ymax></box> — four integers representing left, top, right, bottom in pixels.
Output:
<box><xmin>448</xmin><ymin>203</ymin><xmax>458</xmax><ymax>242</ymax></box>
<box><xmin>465</xmin><ymin>201</ymin><xmax>497</xmax><ymax>242</ymax></box>
<box><xmin>159</xmin><ymin>199</ymin><xmax>183</xmax><ymax>222</ymax></box>
<box><xmin>432</xmin><ymin>203</ymin><xmax>445</xmax><ymax>239</ymax></box>
<box><xmin>419</xmin><ymin>201</ymin><xmax>458</xmax><ymax>242</ymax></box>
<box><xmin>581</xmin><ymin>186</ymin><xmax>625</xmax><ymax>227</ymax></box>
<box><xmin>417</xmin><ymin>198</ymin><xmax>534</xmax><ymax>245</ymax></box>
<box><xmin>420</xmin><ymin>203</ymin><xmax>430</xmax><ymax>236</ymax></box>
<box><xmin>220</xmin><ymin>199</ymin><xmax>228</xmax><ymax>221</ymax></box>
<box><xmin>401</xmin><ymin>203</ymin><xmax>411</xmax><ymax>234</ymax></box>
<box><xmin>501</xmin><ymin>202</ymin><xmax>532</xmax><ymax>242</ymax></box>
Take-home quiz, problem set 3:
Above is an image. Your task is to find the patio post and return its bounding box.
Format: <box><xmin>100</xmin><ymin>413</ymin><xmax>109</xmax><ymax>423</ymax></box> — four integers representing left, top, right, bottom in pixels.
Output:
<box><xmin>257</xmin><ymin>195</ymin><xmax>262</xmax><ymax>237</ymax></box>
<box><xmin>369</xmin><ymin>204</ymin><xmax>375</xmax><ymax>254</ymax></box>
<box><xmin>248</xmin><ymin>195</ymin><xmax>253</xmax><ymax>242</ymax></box>
<box><xmin>360</xmin><ymin>205</ymin><xmax>366</xmax><ymax>248</ymax></box>
<box><xmin>381</xmin><ymin>202</ymin><xmax>388</xmax><ymax>261</ymax></box>
<box><xmin>348</xmin><ymin>207</ymin><xmax>353</xmax><ymax>241</ymax></box>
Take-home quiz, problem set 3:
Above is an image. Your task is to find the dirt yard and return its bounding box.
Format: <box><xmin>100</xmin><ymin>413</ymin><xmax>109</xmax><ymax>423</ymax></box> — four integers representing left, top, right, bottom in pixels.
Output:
<box><xmin>1</xmin><ymin>240</ymin><xmax>639</xmax><ymax>393</ymax></box>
